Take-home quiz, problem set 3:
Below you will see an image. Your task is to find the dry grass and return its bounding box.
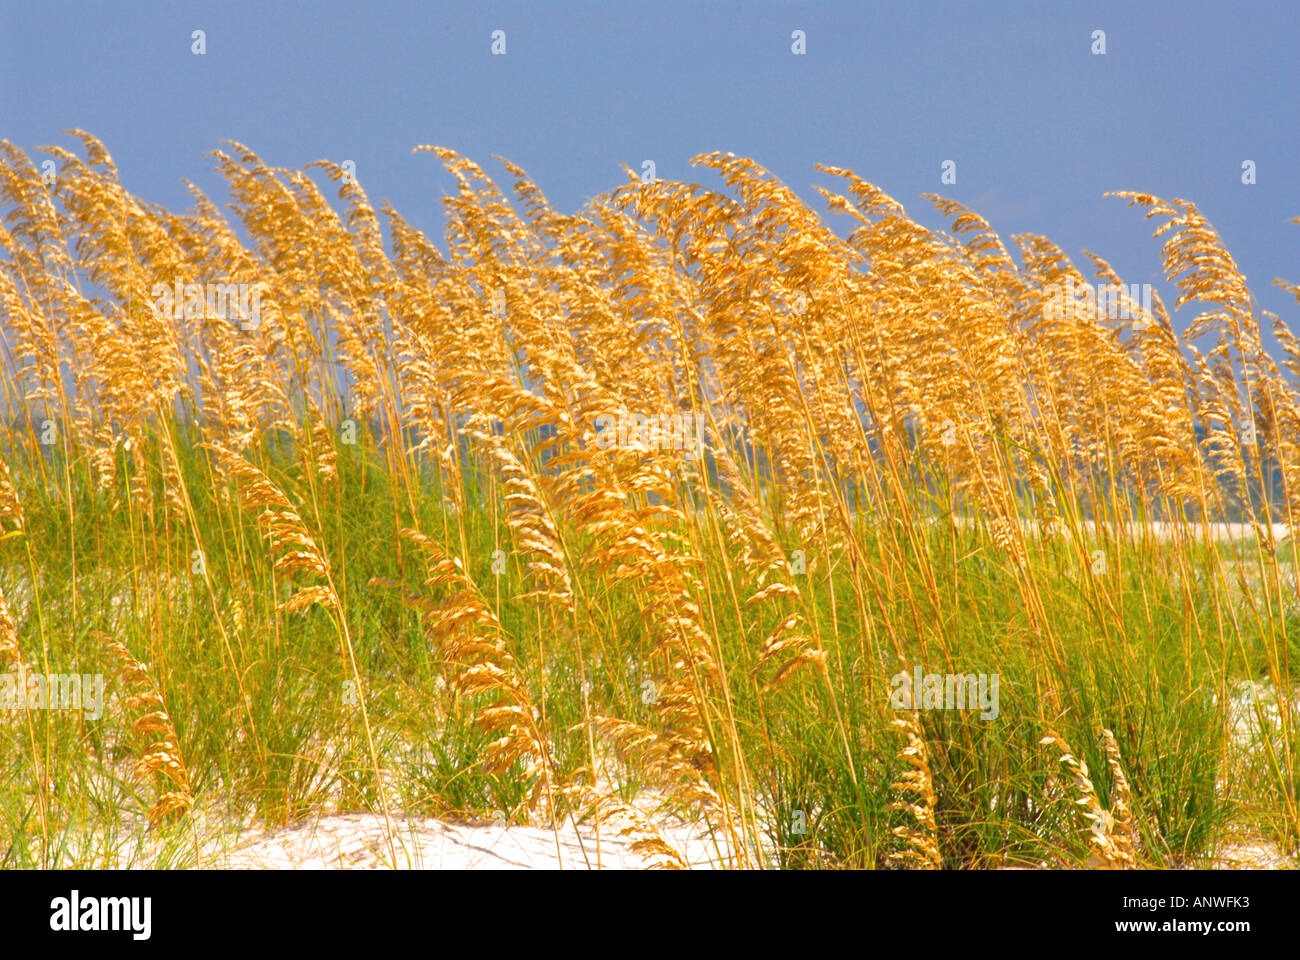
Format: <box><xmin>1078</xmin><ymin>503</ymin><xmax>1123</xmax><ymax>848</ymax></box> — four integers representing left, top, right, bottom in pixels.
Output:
<box><xmin>1</xmin><ymin>132</ymin><xmax>1299</xmax><ymax>868</ymax></box>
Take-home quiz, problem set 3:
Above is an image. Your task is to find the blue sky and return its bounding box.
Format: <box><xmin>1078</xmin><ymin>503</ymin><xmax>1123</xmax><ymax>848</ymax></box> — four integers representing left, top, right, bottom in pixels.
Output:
<box><xmin>3</xmin><ymin>0</ymin><xmax>1297</xmax><ymax>340</ymax></box>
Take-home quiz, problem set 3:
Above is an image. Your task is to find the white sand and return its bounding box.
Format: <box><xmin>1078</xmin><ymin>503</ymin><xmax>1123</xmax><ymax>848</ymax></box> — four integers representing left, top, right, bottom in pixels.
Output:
<box><xmin>201</xmin><ymin>811</ymin><xmax>739</xmax><ymax>870</ymax></box>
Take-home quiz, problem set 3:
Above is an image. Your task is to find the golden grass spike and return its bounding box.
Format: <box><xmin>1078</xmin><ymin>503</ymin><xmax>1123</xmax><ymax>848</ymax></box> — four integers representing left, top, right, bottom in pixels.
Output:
<box><xmin>101</xmin><ymin>634</ymin><xmax>194</xmax><ymax>826</ymax></box>
<box><xmin>1041</xmin><ymin>729</ymin><xmax>1138</xmax><ymax>869</ymax></box>
<box><xmin>887</xmin><ymin>703</ymin><xmax>942</xmax><ymax>870</ymax></box>
<box><xmin>0</xmin><ymin>587</ymin><xmax>23</xmax><ymax>674</ymax></box>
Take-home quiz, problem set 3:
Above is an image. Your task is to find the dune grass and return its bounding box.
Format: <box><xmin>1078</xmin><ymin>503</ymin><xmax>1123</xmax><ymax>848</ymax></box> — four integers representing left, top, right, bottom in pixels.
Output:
<box><xmin>1</xmin><ymin>133</ymin><xmax>1298</xmax><ymax>868</ymax></box>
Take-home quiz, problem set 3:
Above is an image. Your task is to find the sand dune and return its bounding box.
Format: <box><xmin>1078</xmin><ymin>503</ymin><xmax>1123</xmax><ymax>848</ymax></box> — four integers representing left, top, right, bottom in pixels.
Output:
<box><xmin>204</xmin><ymin>812</ymin><xmax>736</xmax><ymax>870</ymax></box>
